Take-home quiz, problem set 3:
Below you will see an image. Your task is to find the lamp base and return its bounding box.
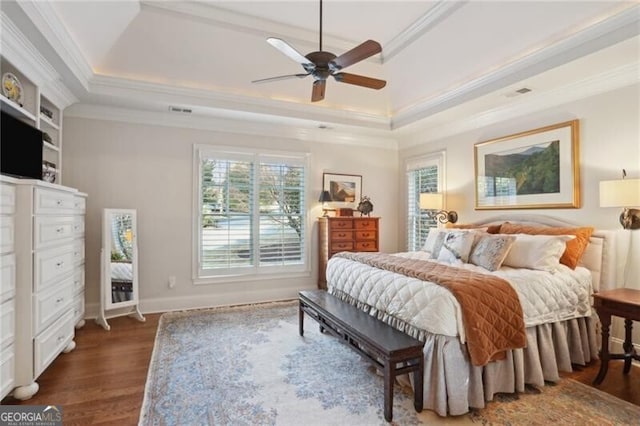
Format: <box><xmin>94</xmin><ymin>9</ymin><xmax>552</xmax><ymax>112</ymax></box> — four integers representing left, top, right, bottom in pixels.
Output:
<box><xmin>620</xmin><ymin>208</ymin><xmax>640</xmax><ymax>230</ymax></box>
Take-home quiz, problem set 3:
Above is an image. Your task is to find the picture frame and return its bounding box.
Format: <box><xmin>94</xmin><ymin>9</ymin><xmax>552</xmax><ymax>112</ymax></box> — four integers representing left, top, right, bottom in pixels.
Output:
<box><xmin>474</xmin><ymin>120</ymin><xmax>580</xmax><ymax>210</ymax></box>
<box><xmin>322</xmin><ymin>173</ymin><xmax>362</xmax><ymax>209</ymax></box>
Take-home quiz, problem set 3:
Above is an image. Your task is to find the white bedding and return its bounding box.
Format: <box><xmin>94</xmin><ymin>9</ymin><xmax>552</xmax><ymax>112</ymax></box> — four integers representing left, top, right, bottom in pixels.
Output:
<box><xmin>326</xmin><ymin>251</ymin><xmax>592</xmax><ymax>343</ymax></box>
<box><xmin>111</xmin><ymin>261</ymin><xmax>133</xmax><ymax>281</ymax></box>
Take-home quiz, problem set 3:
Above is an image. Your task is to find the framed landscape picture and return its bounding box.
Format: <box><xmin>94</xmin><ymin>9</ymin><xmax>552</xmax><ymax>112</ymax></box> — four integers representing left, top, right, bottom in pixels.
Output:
<box><xmin>323</xmin><ymin>173</ymin><xmax>362</xmax><ymax>209</ymax></box>
<box><xmin>474</xmin><ymin>120</ymin><xmax>580</xmax><ymax>209</ymax></box>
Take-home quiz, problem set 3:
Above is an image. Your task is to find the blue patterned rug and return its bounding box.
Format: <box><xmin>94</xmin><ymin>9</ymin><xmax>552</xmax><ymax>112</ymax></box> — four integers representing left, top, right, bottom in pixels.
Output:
<box><xmin>139</xmin><ymin>301</ymin><xmax>640</xmax><ymax>425</ymax></box>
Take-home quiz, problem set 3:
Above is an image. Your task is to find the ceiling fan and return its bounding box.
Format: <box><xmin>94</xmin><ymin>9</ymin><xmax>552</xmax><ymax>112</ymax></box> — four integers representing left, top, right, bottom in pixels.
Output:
<box><xmin>252</xmin><ymin>0</ymin><xmax>386</xmax><ymax>102</ymax></box>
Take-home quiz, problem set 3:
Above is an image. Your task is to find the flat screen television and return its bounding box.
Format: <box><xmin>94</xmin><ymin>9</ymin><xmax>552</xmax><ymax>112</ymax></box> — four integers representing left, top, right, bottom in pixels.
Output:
<box><xmin>1</xmin><ymin>110</ymin><xmax>43</xmax><ymax>180</ymax></box>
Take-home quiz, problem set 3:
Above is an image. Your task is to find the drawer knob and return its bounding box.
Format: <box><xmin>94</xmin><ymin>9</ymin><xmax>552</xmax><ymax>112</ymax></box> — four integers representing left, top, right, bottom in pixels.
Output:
<box><xmin>57</xmin><ymin>335</ymin><xmax>65</xmax><ymax>342</ymax></box>
<box><xmin>56</xmin><ymin>261</ymin><xmax>64</xmax><ymax>268</ymax></box>
<box><xmin>56</xmin><ymin>297</ymin><xmax>64</xmax><ymax>303</ymax></box>
<box><xmin>56</xmin><ymin>227</ymin><xmax>64</xmax><ymax>233</ymax></box>
<box><xmin>56</xmin><ymin>200</ymin><xmax>63</xmax><ymax>206</ymax></box>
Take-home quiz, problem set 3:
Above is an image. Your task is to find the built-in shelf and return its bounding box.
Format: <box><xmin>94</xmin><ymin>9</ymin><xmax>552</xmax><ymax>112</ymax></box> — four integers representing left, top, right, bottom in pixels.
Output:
<box><xmin>42</xmin><ymin>141</ymin><xmax>59</xmax><ymax>152</ymax></box>
<box><xmin>0</xmin><ymin>96</ymin><xmax>37</xmax><ymax>123</ymax></box>
<box><xmin>39</xmin><ymin>114</ymin><xmax>59</xmax><ymax>130</ymax></box>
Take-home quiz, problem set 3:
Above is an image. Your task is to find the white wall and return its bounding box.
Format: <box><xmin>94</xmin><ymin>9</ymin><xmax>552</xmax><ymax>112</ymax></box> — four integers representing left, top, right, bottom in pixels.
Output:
<box><xmin>61</xmin><ymin>117</ymin><xmax>399</xmax><ymax>314</ymax></box>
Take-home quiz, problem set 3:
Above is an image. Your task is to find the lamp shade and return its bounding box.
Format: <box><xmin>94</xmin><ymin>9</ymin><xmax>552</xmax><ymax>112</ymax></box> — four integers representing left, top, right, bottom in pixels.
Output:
<box><xmin>319</xmin><ymin>190</ymin><xmax>333</xmax><ymax>203</ymax></box>
<box><xmin>419</xmin><ymin>192</ymin><xmax>443</xmax><ymax>210</ymax></box>
<box><xmin>599</xmin><ymin>179</ymin><xmax>640</xmax><ymax>207</ymax></box>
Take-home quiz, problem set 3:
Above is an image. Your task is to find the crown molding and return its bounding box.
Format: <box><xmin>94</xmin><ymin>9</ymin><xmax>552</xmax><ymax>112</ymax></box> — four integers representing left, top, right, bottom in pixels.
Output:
<box><xmin>17</xmin><ymin>0</ymin><xmax>93</xmax><ymax>90</ymax></box>
<box><xmin>381</xmin><ymin>1</ymin><xmax>467</xmax><ymax>63</ymax></box>
<box><xmin>391</xmin><ymin>4</ymin><xmax>640</xmax><ymax>130</ymax></box>
<box><xmin>89</xmin><ymin>74</ymin><xmax>390</xmax><ymax>130</ymax></box>
<box><xmin>0</xmin><ymin>11</ymin><xmax>58</xmax><ymax>87</ymax></box>
<box><xmin>41</xmin><ymin>78</ymin><xmax>78</xmax><ymax>110</ymax></box>
<box><xmin>397</xmin><ymin>62</ymin><xmax>640</xmax><ymax>149</ymax></box>
<box><xmin>64</xmin><ymin>103</ymin><xmax>398</xmax><ymax>150</ymax></box>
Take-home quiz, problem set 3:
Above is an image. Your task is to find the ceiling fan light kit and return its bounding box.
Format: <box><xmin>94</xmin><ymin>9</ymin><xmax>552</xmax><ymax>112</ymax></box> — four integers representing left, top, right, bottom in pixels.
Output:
<box><xmin>253</xmin><ymin>0</ymin><xmax>386</xmax><ymax>102</ymax></box>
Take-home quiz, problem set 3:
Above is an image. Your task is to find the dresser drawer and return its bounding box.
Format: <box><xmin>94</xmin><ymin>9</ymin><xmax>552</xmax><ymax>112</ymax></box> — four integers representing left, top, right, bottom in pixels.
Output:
<box><xmin>34</xmin><ymin>216</ymin><xmax>76</xmax><ymax>249</ymax></box>
<box><xmin>0</xmin><ymin>299</ymin><xmax>15</xmax><ymax>348</ymax></box>
<box><xmin>0</xmin><ymin>183</ymin><xmax>15</xmax><ymax>214</ymax></box>
<box><xmin>34</xmin><ymin>243</ymin><xmax>76</xmax><ymax>292</ymax></box>
<box><xmin>354</xmin><ymin>219</ymin><xmax>377</xmax><ymax>230</ymax></box>
<box><xmin>0</xmin><ymin>254</ymin><xmax>16</xmax><ymax>303</ymax></box>
<box><xmin>0</xmin><ymin>216</ymin><xmax>14</xmax><ymax>254</ymax></box>
<box><xmin>33</xmin><ymin>278</ymin><xmax>74</xmax><ymax>335</ymax></box>
<box><xmin>72</xmin><ymin>291</ymin><xmax>85</xmax><ymax>324</ymax></box>
<box><xmin>72</xmin><ymin>240</ymin><xmax>85</xmax><ymax>266</ymax></box>
<box><xmin>72</xmin><ymin>268</ymin><xmax>85</xmax><ymax>294</ymax></box>
<box><xmin>331</xmin><ymin>230</ymin><xmax>353</xmax><ymax>241</ymax></box>
<box><xmin>34</xmin><ymin>188</ymin><xmax>77</xmax><ymax>214</ymax></box>
<box><xmin>331</xmin><ymin>241</ymin><xmax>353</xmax><ymax>252</ymax></box>
<box><xmin>72</xmin><ymin>196</ymin><xmax>86</xmax><ymax>213</ymax></box>
<box><xmin>355</xmin><ymin>230</ymin><xmax>376</xmax><ymax>240</ymax></box>
<box><xmin>34</xmin><ymin>310</ymin><xmax>73</xmax><ymax>378</ymax></box>
<box><xmin>355</xmin><ymin>241</ymin><xmax>377</xmax><ymax>251</ymax></box>
<box><xmin>73</xmin><ymin>216</ymin><xmax>85</xmax><ymax>238</ymax></box>
<box><xmin>329</xmin><ymin>219</ymin><xmax>353</xmax><ymax>230</ymax></box>
<box><xmin>0</xmin><ymin>344</ymin><xmax>15</xmax><ymax>399</ymax></box>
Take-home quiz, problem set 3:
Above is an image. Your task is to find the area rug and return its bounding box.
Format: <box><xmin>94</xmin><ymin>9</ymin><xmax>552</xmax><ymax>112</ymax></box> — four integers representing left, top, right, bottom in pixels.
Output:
<box><xmin>139</xmin><ymin>301</ymin><xmax>640</xmax><ymax>425</ymax></box>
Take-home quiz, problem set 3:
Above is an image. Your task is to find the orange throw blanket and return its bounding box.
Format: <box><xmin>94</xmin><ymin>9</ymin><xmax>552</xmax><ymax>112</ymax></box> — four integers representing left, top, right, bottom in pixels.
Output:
<box><xmin>334</xmin><ymin>252</ymin><xmax>526</xmax><ymax>366</ymax></box>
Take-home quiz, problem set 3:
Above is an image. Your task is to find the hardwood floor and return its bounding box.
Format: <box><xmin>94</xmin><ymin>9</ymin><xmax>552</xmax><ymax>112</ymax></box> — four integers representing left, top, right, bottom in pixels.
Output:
<box><xmin>2</xmin><ymin>314</ymin><xmax>639</xmax><ymax>425</ymax></box>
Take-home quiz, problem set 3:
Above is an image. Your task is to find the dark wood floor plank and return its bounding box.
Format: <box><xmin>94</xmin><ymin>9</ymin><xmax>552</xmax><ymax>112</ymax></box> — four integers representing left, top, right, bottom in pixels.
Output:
<box><xmin>2</xmin><ymin>311</ymin><xmax>638</xmax><ymax>426</ymax></box>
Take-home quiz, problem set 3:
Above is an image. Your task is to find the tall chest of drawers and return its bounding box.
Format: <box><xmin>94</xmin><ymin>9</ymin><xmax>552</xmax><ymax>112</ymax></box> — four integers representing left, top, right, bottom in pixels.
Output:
<box><xmin>0</xmin><ymin>178</ymin><xmax>17</xmax><ymax>400</ymax></box>
<box><xmin>318</xmin><ymin>217</ymin><xmax>379</xmax><ymax>289</ymax></box>
<box><xmin>11</xmin><ymin>181</ymin><xmax>86</xmax><ymax>400</ymax></box>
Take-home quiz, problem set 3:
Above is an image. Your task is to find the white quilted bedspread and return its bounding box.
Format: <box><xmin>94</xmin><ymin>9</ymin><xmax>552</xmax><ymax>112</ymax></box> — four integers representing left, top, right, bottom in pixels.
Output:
<box><xmin>326</xmin><ymin>251</ymin><xmax>592</xmax><ymax>343</ymax></box>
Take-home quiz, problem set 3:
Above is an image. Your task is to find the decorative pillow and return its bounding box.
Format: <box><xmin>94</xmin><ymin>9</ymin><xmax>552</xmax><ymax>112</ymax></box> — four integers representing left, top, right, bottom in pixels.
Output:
<box><xmin>448</xmin><ymin>223</ymin><xmax>502</xmax><ymax>234</ymax></box>
<box><xmin>421</xmin><ymin>228</ymin><xmax>444</xmax><ymax>253</ymax></box>
<box><xmin>499</xmin><ymin>223</ymin><xmax>594</xmax><ymax>269</ymax></box>
<box><xmin>502</xmin><ymin>234</ymin><xmax>574</xmax><ymax>271</ymax></box>
<box><xmin>436</xmin><ymin>231</ymin><xmax>478</xmax><ymax>264</ymax></box>
<box><xmin>468</xmin><ymin>234</ymin><xmax>516</xmax><ymax>271</ymax></box>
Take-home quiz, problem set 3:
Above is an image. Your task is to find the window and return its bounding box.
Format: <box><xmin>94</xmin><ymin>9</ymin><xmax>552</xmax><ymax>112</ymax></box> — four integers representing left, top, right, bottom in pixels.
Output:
<box><xmin>194</xmin><ymin>146</ymin><xmax>308</xmax><ymax>279</ymax></box>
<box><xmin>406</xmin><ymin>152</ymin><xmax>445</xmax><ymax>251</ymax></box>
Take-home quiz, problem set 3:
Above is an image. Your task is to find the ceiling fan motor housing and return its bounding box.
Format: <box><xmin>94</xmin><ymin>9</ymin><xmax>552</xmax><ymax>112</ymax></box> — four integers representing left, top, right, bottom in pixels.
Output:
<box><xmin>305</xmin><ymin>51</ymin><xmax>337</xmax><ymax>81</ymax></box>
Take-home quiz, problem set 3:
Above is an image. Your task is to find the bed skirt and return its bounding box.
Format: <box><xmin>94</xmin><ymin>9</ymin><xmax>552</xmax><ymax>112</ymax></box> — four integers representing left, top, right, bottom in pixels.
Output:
<box><xmin>329</xmin><ymin>289</ymin><xmax>599</xmax><ymax>416</ymax></box>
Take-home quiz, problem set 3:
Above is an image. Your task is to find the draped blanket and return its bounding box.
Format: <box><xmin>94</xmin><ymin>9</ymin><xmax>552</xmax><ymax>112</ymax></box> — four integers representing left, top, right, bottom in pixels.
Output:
<box><xmin>333</xmin><ymin>252</ymin><xmax>527</xmax><ymax>366</ymax></box>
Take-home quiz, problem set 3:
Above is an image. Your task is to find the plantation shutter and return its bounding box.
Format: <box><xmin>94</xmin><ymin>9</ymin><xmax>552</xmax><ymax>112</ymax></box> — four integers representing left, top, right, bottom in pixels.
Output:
<box><xmin>197</xmin><ymin>147</ymin><xmax>307</xmax><ymax>277</ymax></box>
<box><xmin>406</xmin><ymin>153</ymin><xmax>444</xmax><ymax>251</ymax></box>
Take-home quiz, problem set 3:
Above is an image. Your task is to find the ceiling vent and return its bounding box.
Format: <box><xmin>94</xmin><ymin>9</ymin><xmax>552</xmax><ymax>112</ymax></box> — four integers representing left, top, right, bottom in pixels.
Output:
<box><xmin>169</xmin><ymin>106</ymin><xmax>192</xmax><ymax>114</ymax></box>
<box><xmin>504</xmin><ymin>87</ymin><xmax>533</xmax><ymax>98</ymax></box>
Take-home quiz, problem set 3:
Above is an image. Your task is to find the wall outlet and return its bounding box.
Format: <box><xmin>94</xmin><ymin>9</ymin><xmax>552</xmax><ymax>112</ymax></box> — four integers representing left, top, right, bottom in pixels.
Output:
<box><xmin>168</xmin><ymin>276</ymin><xmax>176</xmax><ymax>289</ymax></box>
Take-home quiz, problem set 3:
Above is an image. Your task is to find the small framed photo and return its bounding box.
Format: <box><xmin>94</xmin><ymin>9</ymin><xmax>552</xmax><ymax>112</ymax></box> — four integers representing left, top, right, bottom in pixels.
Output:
<box><xmin>323</xmin><ymin>173</ymin><xmax>362</xmax><ymax>209</ymax></box>
<box><xmin>474</xmin><ymin>120</ymin><xmax>580</xmax><ymax>210</ymax></box>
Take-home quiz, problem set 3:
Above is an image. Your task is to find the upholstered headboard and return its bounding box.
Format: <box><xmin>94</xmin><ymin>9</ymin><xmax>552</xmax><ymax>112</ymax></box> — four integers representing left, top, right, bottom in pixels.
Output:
<box><xmin>463</xmin><ymin>214</ymin><xmax>617</xmax><ymax>292</ymax></box>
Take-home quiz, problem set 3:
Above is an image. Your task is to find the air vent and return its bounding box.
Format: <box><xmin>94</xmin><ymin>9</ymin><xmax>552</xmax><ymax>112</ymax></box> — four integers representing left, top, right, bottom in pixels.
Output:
<box><xmin>515</xmin><ymin>87</ymin><xmax>532</xmax><ymax>94</ymax></box>
<box><xmin>504</xmin><ymin>87</ymin><xmax>533</xmax><ymax>98</ymax></box>
<box><xmin>169</xmin><ymin>106</ymin><xmax>192</xmax><ymax>114</ymax></box>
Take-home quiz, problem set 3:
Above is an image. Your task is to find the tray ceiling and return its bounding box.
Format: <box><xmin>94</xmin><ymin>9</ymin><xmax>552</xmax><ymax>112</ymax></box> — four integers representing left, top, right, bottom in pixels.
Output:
<box><xmin>5</xmin><ymin>1</ymin><xmax>640</xmax><ymax>132</ymax></box>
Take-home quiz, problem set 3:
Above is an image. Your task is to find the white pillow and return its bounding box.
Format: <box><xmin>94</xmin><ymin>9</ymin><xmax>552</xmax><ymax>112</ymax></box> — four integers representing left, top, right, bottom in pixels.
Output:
<box><xmin>421</xmin><ymin>228</ymin><xmax>444</xmax><ymax>253</ymax></box>
<box><xmin>502</xmin><ymin>234</ymin><xmax>575</xmax><ymax>271</ymax></box>
<box><xmin>437</xmin><ymin>231</ymin><xmax>478</xmax><ymax>264</ymax></box>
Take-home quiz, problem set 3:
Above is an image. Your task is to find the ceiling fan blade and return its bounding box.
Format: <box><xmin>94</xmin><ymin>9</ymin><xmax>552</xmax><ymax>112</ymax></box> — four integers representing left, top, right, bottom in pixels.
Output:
<box><xmin>333</xmin><ymin>72</ymin><xmax>386</xmax><ymax>90</ymax></box>
<box><xmin>267</xmin><ymin>37</ymin><xmax>315</xmax><ymax>69</ymax></box>
<box><xmin>311</xmin><ymin>80</ymin><xmax>326</xmax><ymax>102</ymax></box>
<box><xmin>252</xmin><ymin>74</ymin><xmax>309</xmax><ymax>84</ymax></box>
<box><xmin>329</xmin><ymin>40</ymin><xmax>382</xmax><ymax>71</ymax></box>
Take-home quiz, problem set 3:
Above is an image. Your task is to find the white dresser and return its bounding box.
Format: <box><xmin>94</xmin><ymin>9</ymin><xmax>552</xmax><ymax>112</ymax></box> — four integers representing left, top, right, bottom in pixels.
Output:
<box><xmin>0</xmin><ymin>177</ymin><xmax>17</xmax><ymax>400</ymax></box>
<box><xmin>11</xmin><ymin>180</ymin><xmax>86</xmax><ymax>400</ymax></box>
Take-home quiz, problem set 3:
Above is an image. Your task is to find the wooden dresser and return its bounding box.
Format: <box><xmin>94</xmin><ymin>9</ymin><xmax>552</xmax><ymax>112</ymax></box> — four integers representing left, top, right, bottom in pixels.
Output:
<box><xmin>318</xmin><ymin>216</ymin><xmax>379</xmax><ymax>289</ymax></box>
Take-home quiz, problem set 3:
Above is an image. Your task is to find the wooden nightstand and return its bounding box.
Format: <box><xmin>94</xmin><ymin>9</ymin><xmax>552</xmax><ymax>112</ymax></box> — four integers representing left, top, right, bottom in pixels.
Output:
<box><xmin>592</xmin><ymin>288</ymin><xmax>640</xmax><ymax>385</ymax></box>
<box><xmin>318</xmin><ymin>217</ymin><xmax>379</xmax><ymax>289</ymax></box>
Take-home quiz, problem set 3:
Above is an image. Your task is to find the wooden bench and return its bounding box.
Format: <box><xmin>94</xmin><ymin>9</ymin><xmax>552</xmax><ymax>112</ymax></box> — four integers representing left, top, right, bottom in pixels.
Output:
<box><xmin>298</xmin><ymin>290</ymin><xmax>424</xmax><ymax>422</ymax></box>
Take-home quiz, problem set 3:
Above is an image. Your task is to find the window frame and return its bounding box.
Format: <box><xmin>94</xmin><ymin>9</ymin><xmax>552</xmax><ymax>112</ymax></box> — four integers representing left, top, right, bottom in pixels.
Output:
<box><xmin>192</xmin><ymin>144</ymin><xmax>311</xmax><ymax>284</ymax></box>
<box><xmin>405</xmin><ymin>151</ymin><xmax>446</xmax><ymax>251</ymax></box>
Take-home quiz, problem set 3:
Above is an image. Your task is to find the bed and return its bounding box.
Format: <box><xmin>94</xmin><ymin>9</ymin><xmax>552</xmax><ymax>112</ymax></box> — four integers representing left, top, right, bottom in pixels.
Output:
<box><xmin>325</xmin><ymin>214</ymin><xmax>617</xmax><ymax>416</ymax></box>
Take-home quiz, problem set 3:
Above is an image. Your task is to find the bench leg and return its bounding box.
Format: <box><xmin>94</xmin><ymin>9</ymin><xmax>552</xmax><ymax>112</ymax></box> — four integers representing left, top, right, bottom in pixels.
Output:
<box><xmin>383</xmin><ymin>360</ymin><xmax>394</xmax><ymax>422</ymax></box>
<box><xmin>414</xmin><ymin>357</ymin><xmax>424</xmax><ymax>412</ymax></box>
<box><xmin>298</xmin><ymin>301</ymin><xmax>304</xmax><ymax>336</ymax></box>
